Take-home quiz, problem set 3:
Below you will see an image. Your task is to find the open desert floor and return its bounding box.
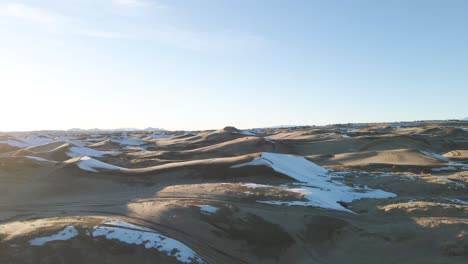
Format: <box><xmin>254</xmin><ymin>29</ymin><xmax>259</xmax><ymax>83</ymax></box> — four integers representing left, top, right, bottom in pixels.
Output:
<box><xmin>0</xmin><ymin>120</ymin><xmax>467</xmax><ymax>264</ymax></box>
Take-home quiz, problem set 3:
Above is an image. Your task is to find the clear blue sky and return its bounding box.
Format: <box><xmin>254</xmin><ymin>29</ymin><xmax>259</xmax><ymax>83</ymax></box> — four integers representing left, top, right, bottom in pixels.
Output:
<box><xmin>1</xmin><ymin>0</ymin><xmax>467</xmax><ymax>131</ymax></box>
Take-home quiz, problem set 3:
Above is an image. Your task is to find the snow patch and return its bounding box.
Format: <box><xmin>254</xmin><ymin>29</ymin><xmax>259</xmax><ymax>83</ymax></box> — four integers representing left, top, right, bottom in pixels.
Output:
<box><xmin>103</xmin><ymin>220</ymin><xmax>152</xmax><ymax>231</ymax></box>
<box><xmin>231</xmin><ymin>153</ymin><xmax>396</xmax><ymax>212</ymax></box>
<box><xmin>66</xmin><ymin>146</ymin><xmax>107</xmax><ymax>158</ymax></box>
<box><xmin>259</xmin><ymin>185</ymin><xmax>396</xmax><ymax>212</ymax></box>
<box><xmin>71</xmin><ymin>156</ymin><xmax>122</xmax><ymax>172</ymax></box>
<box><xmin>112</xmin><ymin>138</ymin><xmax>145</xmax><ymax>146</ymax></box>
<box><xmin>442</xmin><ymin>178</ymin><xmax>466</xmax><ymax>188</ymax></box>
<box><xmin>0</xmin><ymin>139</ymin><xmax>29</xmax><ymax>148</ymax></box>
<box><xmin>196</xmin><ymin>205</ymin><xmax>219</xmax><ymax>215</ymax></box>
<box><xmin>25</xmin><ymin>156</ymin><xmax>55</xmax><ymax>163</ymax></box>
<box><xmin>374</xmin><ymin>173</ymin><xmax>395</xmax><ymax>177</ymax></box>
<box><xmin>148</xmin><ymin>134</ymin><xmax>174</xmax><ymax>139</ymax></box>
<box><xmin>232</xmin><ymin>130</ymin><xmax>257</xmax><ymax>136</ymax></box>
<box><xmin>27</xmin><ymin>220</ymin><xmax>206</xmax><ymax>263</ymax></box>
<box><xmin>432</xmin><ymin>166</ymin><xmax>457</xmax><ymax>172</ymax></box>
<box><xmin>232</xmin><ymin>153</ymin><xmax>329</xmax><ymax>183</ymax></box>
<box><xmin>93</xmin><ymin>221</ymin><xmax>205</xmax><ymax>263</ymax></box>
<box><xmin>420</xmin><ymin>150</ymin><xmax>450</xmax><ymax>162</ymax></box>
<box><xmin>241</xmin><ymin>183</ymin><xmax>272</xmax><ymax>189</ymax></box>
<box><xmin>239</xmin><ymin>130</ymin><xmax>256</xmax><ymax>136</ymax></box>
<box><xmin>263</xmin><ymin>137</ymin><xmax>275</xmax><ymax>143</ymax></box>
<box><xmin>447</xmin><ymin>198</ymin><xmax>468</xmax><ymax>205</ymax></box>
<box><xmin>29</xmin><ymin>226</ymin><xmax>78</xmax><ymax>246</ymax></box>
<box><xmin>0</xmin><ymin>134</ymin><xmax>72</xmax><ymax>148</ymax></box>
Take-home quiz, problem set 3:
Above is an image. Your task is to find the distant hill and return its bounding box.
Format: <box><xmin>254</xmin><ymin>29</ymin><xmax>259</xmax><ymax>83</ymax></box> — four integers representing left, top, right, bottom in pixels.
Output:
<box><xmin>143</xmin><ymin>127</ymin><xmax>166</xmax><ymax>132</ymax></box>
<box><xmin>67</xmin><ymin>127</ymin><xmax>162</xmax><ymax>132</ymax></box>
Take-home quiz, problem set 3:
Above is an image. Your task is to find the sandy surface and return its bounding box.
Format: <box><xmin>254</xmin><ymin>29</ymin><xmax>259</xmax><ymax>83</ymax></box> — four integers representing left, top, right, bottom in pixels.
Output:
<box><xmin>0</xmin><ymin>122</ymin><xmax>467</xmax><ymax>263</ymax></box>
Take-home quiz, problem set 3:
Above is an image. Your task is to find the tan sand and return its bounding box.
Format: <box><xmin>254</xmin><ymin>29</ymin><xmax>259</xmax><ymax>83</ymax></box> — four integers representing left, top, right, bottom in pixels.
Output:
<box><xmin>0</xmin><ymin>122</ymin><xmax>466</xmax><ymax>263</ymax></box>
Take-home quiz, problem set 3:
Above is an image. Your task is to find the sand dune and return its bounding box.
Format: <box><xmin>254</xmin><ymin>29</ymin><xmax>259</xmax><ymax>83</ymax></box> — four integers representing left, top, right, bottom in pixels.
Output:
<box><xmin>88</xmin><ymin>139</ymin><xmax>123</xmax><ymax>150</ymax></box>
<box><xmin>318</xmin><ymin>149</ymin><xmax>448</xmax><ymax>168</ymax></box>
<box><xmin>131</xmin><ymin>136</ymin><xmax>282</xmax><ymax>162</ymax></box>
<box><xmin>1</xmin><ymin>122</ymin><xmax>467</xmax><ymax>263</ymax></box>
<box><xmin>62</xmin><ymin>153</ymin><xmax>260</xmax><ymax>175</ymax></box>
<box><xmin>152</xmin><ymin>127</ymin><xmax>254</xmax><ymax>150</ymax></box>
<box><xmin>6</xmin><ymin>141</ymin><xmax>119</xmax><ymax>162</ymax></box>
<box><xmin>444</xmin><ymin>150</ymin><xmax>468</xmax><ymax>161</ymax></box>
<box><xmin>0</xmin><ymin>143</ymin><xmax>19</xmax><ymax>154</ymax></box>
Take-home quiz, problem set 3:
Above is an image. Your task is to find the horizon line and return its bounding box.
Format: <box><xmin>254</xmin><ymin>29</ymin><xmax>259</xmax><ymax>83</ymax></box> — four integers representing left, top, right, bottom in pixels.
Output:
<box><xmin>1</xmin><ymin>118</ymin><xmax>467</xmax><ymax>133</ymax></box>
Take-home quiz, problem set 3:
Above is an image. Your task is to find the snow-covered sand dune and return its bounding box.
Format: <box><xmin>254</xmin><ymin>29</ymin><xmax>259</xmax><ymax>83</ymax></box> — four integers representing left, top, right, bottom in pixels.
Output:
<box><xmin>29</xmin><ymin>226</ymin><xmax>79</xmax><ymax>246</ymax></box>
<box><xmin>233</xmin><ymin>152</ymin><xmax>396</xmax><ymax>212</ymax></box>
<box><xmin>26</xmin><ymin>220</ymin><xmax>205</xmax><ymax>264</ymax></box>
<box><xmin>66</xmin><ymin>156</ymin><xmax>123</xmax><ymax>172</ymax></box>
<box><xmin>93</xmin><ymin>221</ymin><xmax>205</xmax><ymax>263</ymax></box>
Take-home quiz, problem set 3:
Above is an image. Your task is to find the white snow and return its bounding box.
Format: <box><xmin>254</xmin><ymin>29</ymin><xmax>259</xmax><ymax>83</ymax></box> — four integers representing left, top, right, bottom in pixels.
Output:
<box><xmin>232</xmin><ymin>153</ymin><xmax>330</xmax><ymax>183</ymax></box>
<box><xmin>65</xmin><ymin>139</ymin><xmax>87</xmax><ymax>147</ymax></box>
<box><xmin>342</xmin><ymin>134</ymin><xmax>351</xmax><ymax>138</ymax></box>
<box><xmin>231</xmin><ymin>152</ymin><xmax>396</xmax><ymax>212</ymax></box>
<box><xmin>263</xmin><ymin>137</ymin><xmax>275</xmax><ymax>143</ymax></box>
<box><xmin>420</xmin><ymin>150</ymin><xmax>450</xmax><ymax>162</ymax></box>
<box><xmin>85</xmin><ymin>137</ymin><xmax>106</xmax><ymax>142</ymax></box>
<box><xmin>241</xmin><ymin>183</ymin><xmax>272</xmax><ymax>189</ymax></box>
<box><xmin>0</xmin><ymin>134</ymin><xmax>72</xmax><ymax>148</ymax></box>
<box><xmin>239</xmin><ymin>130</ymin><xmax>257</xmax><ymax>136</ymax></box>
<box><xmin>27</xmin><ymin>220</ymin><xmax>206</xmax><ymax>263</ymax></box>
<box><xmin>432</xmin><ymin>166</ymin><xmax>457</xmax><ymax>172</ymax></box>
<box><xmin>112</xmin><ymin>138</ymin><xmax>145</xmax><ymax>146</ymax></box>
<box><xmin>333</xmin><ymin>171</ymin><xmax>353</xmax><ymax>176</ymax></box>
<box><xmin>0</xmin><ymin>139</ymin><xmax>29</xmax><ymax>148</ymax></box>
<box><xmin>103</xmin><ymin>220</ymin><xmax>152</xmax><ymax>231</ymax></box>
<box><xmin>25</xmin><ymin>156</ymin><xmax>55</xmax><ymax>163</ymax></box>
<box><xmin>196</xmin><ymin>205</ymin><xmax>219</xmax><ymax>215</ymax></box>
<box><xmin>122</xmin><ymin>145</ymin><xmax>144</xmax><ymax>150</ymax></box>
<box><xmin>93</xmin><ymin>221</ymin><xmax>205</xmax><ymax>263</ymax></box>
<box><xmin>0</xmin><ymin>134</ymin><xmax>91</xmax><ymax>149</ymax></box>
<box><xmin>29</xmin><ymin>226</ymin><xmax>79</xmax><ymax>246</ymax></box>
<box><xmin>232</xmin><ymin>130</ymin><xmax>257</xmax><ymax>136</ymax></box>
<box><xmin>374</xmin><ymin>173</ymin><xmax>395</xmax><ymax>177</ymax></box>
<box><xmin>148</xmin><ymin>134</ymin><xmax>174</xmax><ymax>139</ymax></box>
<box><xmin>259</xmin><ymin>185</ymin><xmax>396</xmax><ymax>212</ymax></box>
<box><xmin>66</xmin><ymin>146</ymin><xmax>108</xmax><ymax>158</ymax></box>
<box><xmin>442</xmin><ymin>178</ymin><xmax>466</xmax><ymax>188</ymax></box>
<box><xmin>72</xmin><ymin>156</ymin><xmax>122</xmax><ymax>172</ymax></box>
<box><xmin>447</xmin><ymin>198</ymin><xmax>468</xmax><ymax>205</ymax></box>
